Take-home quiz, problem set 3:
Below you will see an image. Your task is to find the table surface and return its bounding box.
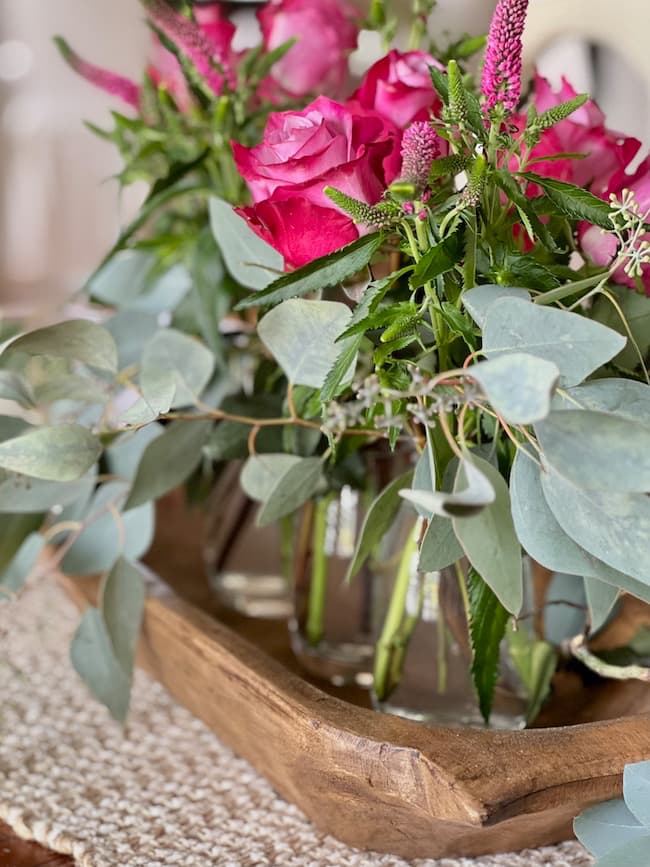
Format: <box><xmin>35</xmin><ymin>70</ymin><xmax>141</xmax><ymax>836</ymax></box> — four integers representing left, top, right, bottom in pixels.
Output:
<box><xmin>0</xmin><ymin>821</ymin><xmax>72</xmax><ymax>866</ymax></box>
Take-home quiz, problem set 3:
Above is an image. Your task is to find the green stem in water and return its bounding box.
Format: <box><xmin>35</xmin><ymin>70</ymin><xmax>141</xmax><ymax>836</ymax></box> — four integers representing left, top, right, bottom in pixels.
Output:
<box><xmin>280</xmin><ymin>515</ymin><xmax>294</xmax><ymax>586</ymax></box>
<box><xmin>374</xmin><ymin>522</ymin><xmax>419</xmax><ymax>701</ymax></box>
<box><xmin>436</xmin><ymin>596</ymin><xmax>448</xmax><ymax>694</ymax></box>
<box><xmin>305</xmin><ymin>495</ymin><xmax>332</xmax><ymax>647</ymax></box>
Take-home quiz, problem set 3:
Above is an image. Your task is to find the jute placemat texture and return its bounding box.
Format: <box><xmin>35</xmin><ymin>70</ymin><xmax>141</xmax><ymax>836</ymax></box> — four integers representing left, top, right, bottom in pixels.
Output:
<box><xmin>0</xmin><ymin>579</ymin><xmax>594</xmax><ymax>867</ymax></box>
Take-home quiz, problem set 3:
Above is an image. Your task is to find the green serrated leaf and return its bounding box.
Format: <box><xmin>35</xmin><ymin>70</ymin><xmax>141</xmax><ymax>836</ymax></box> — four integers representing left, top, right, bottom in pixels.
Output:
<box><xmin>410</xmin><ymin>234</ymin><xmax>462</xmax><ymax>288</ymax></box>
<box><xmin>236</xmin><ymin>233</ymin><xmax>383</xmax><ymax>310</ymax></box>
<box><xmin>519</xmin><ymin>172</ymin><xmax>613</xmax><ymax>229</ymax></box>
<box><xmin>467</xmin><ymin>568</ymin><xmax>510</xmax><ymax>723</ymax></box>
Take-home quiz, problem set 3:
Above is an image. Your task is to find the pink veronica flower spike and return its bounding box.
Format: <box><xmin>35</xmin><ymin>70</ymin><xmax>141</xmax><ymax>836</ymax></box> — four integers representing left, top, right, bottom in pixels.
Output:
<box><xmin>481</xmin><ymin>0</ymin><xmax>530</xmax><ymax>113</ymax></box>
<box><xmin>54</xmin><ymin>36</ymin><xmax>141</xmax><ymax>109</ymax></box>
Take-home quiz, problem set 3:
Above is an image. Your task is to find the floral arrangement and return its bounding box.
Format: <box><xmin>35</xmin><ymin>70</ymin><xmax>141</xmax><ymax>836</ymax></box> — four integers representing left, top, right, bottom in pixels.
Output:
<box><xmin>0</xmin><ymin>0</ymin><xmax>648</xmax><ymax>730</ymax></box>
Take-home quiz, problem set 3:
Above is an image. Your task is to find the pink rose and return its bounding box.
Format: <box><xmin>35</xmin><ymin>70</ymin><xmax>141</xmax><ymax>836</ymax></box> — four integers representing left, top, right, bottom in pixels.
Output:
<box><xmin>232</xmin><ymin>97</ymin><xmax>400</xmax><ymax>269</ymax></box>
<box><xmin>258</xmin><ymin>0</ymin><xmax>359</xmax><ymax>99</ymax></box>
<box><xmin>525</xmin><ymin>75</ymin><xmax>641</xmax><ymax>196</ymax></box>
<box><xmin>351</xmin><ymin>50</ymin><xmax>445</xmax><ymax>129</ymax></box>
<box><xmin>579</xmin><ymin>159</ymin><xmax>650</xmax><ymax>296</ymax></box>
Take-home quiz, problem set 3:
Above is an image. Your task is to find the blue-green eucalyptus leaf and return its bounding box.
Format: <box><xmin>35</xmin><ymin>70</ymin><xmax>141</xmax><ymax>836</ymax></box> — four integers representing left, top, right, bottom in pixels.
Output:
<box><xmin>0</xmin><ymin>371</ymin><xmax>33</xmax><ymax>408</ymax></box>
<box><xmin>140</xmin><ymin>328</ymin><xmax>215</xmax><ymax>409</ymax></box>
<box><xmin>482</xmin><ymin>298</ymin><xmax>626</xmax><ymax>387</ymax></box>
<box><xmin>624</xmin><ymin>761</ymin><xmax>650</xmax><ymax>826</ymax></box>
<box><xmin>100</xmin><ymin>557</ymin><xmax>146</xmax><ymax>678</ymax></box>
<box><xmin>105</xmin><ymin>424</ymin><xmax>164</xmax><ymax>481</ymax></box>
<box><xmin>258</xmin><ymin>299</ymin><xmax>355</xmax><ymax>390</ymax></box>
<box><xmin>63</xmin><ymin>483</ymin><xmax>154</xmax><ymax>575</ymax></box>
<box><xmin>257</xmin><ymin>457</ymin><xmax>324</xmax><ymax>526</ymax></box>
<box><xmin>33</xmin><ymin>374</ymin><xmax>107</xmax><ymax>406</ymax></box>
<box><xmin>0</xmin><ymin>512</ymin><xmax>43</xmax><ymax>572</ymax></box>
<box><xmin>462</xmin><ymin>284</ymin><xmax>531</xmax><ymax>328</ymax></box>
<box><xmin>452</xmin><ymin>456</ymin><xmax>523</xmax><ymax>614</ymax></box>
<box><xmin>536</xmin><ymin>410</ymin><xmax>650</xmax><ymax>493</ymax></box>
<box><xmin>0</xmin><ymin>469</ymin><xmax>96</xmax><ymax>514</ymax></box>
<box><xmin>591</xmin><ymin>284</ymin><xmax>650</xmax><ymax>370</ymax></box>
<box><xmin>552</xmin><ymin>379</ymin><xmax>650</xmax><ymax>426</ymax></box>
<box><xmin>401</xmin><ymin>456</ymin><xmax>495</xmax><ymax>519</ymax></box>
<box><xmin>543</xmin><ymin>572</ymin><xmax>586</xmax><ymax>645</ymax></box>
<box><xmin>124</xmin><ymin>420</ymin><xmax>213</xmax><ymax>511</ymax></box>
<box><xmin>417</xmin><ymin>515</ymin><xmax>464</xmax><ymax>572</ymax></box>
<box><xmin>574</xmin><ymin>799</ymin><xmax>647</xmax><ymax>858</ymax></box>
<box><xmin>0</xmin><ymin>424</ymin><xmax>101</xmax><ymax>482</ymax></box>
<box><xmin>584</xmin><ymin>576</ymin><xmax>620</xmax><ymax>634</ymax></box>
<box><xmin>541</xmin><ymin>467</ymin><xmax>650</xmax><ymax>585</ymax></box>
<box><xmin>0</xmin><ymin>532</ymin><xmax>44</xmax><ymax>599</ymax></box>
<box><xmin>240</xmin><ymin>453</ymin><xmax>303</xmax><ymax>502</ymax></box>
<box><xmin>209</xmin><ymin>196</ymin><xmax>283</xmax><ymax>290</ymax></box>
<box><xmin>595</xmin><ymin>836</ymin><xmax>650</xmax><ymax>867</ymax></box>
<box><xmin>3</xmin><ymin>320</ymin><xmax>118</xmax><ymax>374</ymax></box>
<box><xmin>88</xmin><ymin>249</ymin><xmax>155</xmax><ymax>307</ymax></box>
<box><xmin>105</xmin><ymin>311</ymin><xmax>159</xmax><ymax>369</ymax></box>
<box><xmin>470</xmin><ymin>353</ymin><xmax>559</xmax><ymax>424</ymax></box>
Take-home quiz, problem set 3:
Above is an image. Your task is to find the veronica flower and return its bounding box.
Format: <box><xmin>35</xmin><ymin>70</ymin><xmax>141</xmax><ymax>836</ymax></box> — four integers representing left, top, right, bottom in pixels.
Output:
<box><xmin>481</xmin><ymin>0</ymin><xmax>529</xmax><ymax>113</ymax></box>
<box><xmin>54</xmin><ymin>37</ymin><xmax>141</xmax><ymax>109</ymax></box>
<box><xmin>400</xmin><ymin>121</ymin><xmax>441</xmax><ymax>192</ymax></box>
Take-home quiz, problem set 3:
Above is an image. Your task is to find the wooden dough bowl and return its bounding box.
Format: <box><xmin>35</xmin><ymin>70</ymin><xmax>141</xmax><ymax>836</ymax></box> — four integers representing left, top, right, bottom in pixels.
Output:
<box><xmin>61</xmin><ymin>493</ymin><xmax>650</xmax><ymax>860</ymax></box>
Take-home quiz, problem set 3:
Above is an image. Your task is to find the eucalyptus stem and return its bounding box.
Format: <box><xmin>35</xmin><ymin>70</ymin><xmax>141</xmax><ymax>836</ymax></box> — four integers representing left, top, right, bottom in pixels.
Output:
<box><xmin>436</xmin><ymin>601</ymin><xmax>448</xmax><ymax>694</ymax></box>
<box><xmin>374</xmin><ymin>524</ymin><xmax>419</xmax><ymax>700</ymax></box>
<box><xmin>305</xmin><ymin>494</ymin><xmax>332</xmax><ymax>647</ymax></box>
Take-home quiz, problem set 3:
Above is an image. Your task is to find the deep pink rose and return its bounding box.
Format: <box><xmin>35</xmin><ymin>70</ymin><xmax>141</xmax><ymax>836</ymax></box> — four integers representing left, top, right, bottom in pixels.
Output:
<box><xmin>258</xmin><ymin>0</ymin><xmax>359</xmax><ymax>99</ymax></box>
<box><xmin>351</xmin><ymin>50</ymin><xmax>445</xmax><ymax>129</ymax></box>
<box><xmin>525</xmin><ymin>75</ymin><xmax>641</xmax><ymax>196</ymax></box>
<box><xmin>148</xmin><ymin>3</ymin><xmax>236</xmax><ymax>111</ymax></box>
<box><xmin>579</xmin><ymin>159</ymin><xmax>650</xmax><ymax>296</ymax></box>
<box><xmin>233</xmin><ymin>97</ymin><xmax>400</xmax><ymax>269</ymax></box>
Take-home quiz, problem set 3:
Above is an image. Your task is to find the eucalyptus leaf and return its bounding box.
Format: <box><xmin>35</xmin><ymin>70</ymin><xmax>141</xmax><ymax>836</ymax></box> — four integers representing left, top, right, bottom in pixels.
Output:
<box><xmin>584</xmin><ymin>576</ymin><xmax>620</xmax><ymax>634</ymax></box>
<box><xmin>511</xmin><ymin>450</ymin><xmax>650</xmax><ymax>605</ymax></box>
<box><xmin>595</xmin><ymin>836</ymin><xmax>650</xmax><ymax>867</ymax></box>
<box><xmin>4</xmin><ymin>320</ymin><xmax>118</xmax><ymax>374</ymax></box>
<box><xmin>543</xmin><ymin>572</ymin><xmax>586</xmax><ymax>645</ymax></box>
<box><xmin>506</xmin><ymin>625</ymin><xmax>557</xmax><ymax>723</ymax></box>
<box><xmin>140</xmin><ymin>328</ymin><xmax>215</xmax><ymax>409</ymax></box>
<box><xmin>63</xmin><ymin>483</ymin><xmax>154</xmax><ymax>575</ymax></box>
<box><xmin>574</xmin><ymin>800</ymin><xmax>647</xmax><ymax>858</ymax></box>
<box><xmin>100</xmin><ymin>557</ymin><xmax>145</xmax><ymax>677</ymax></box>
<box><xmin>541</xmin><ymin>467</ymin><xmax>650</xmax><ymax>584</ymax></box>
<box><xmin>0</xmin><ymin>533</ymin><xmax>44</xmax><ymax>598</ymax></box>
<box><xmin>105</xmin><ymin>424</ymin><xmax>164</xmax><ymax>481</ymax></box>
<box><xmin>0</xmin><ymin>424</ymin><xmax>101</xmax><ymax>481</ymax></box>
<box><xmin>401</xmin><ymin>456</ymin><xmax>495</xmax><ymax>519</ymax></box>
<box><xmin>0</xmin><ymin>371</ymin><xmax>33</xmax><ymax>408</ymax></box>
<box><xmin>346</xmin><ymin>470</ymin><xmax>414</xmax><ymax>582</ymax></box>
<box><xmin>257</xmin><ymin>457</ymin><xmax>323</xmax><ymax>526</ymax></box>
<box><xmin>124</xmin><ymin>419</ymin><xmax>212</xmax><ymax>510</ymax></box>
<box><xmin>105</xmin><ymin>311</ymin><xmax>159</xmax><ymax>369</ymax></box>
<box><xmin>71</xmin><ymin>607</ymin><xmax>131</xmax><ymax>722</ymax></box>
<box><xmin>0</xmin><ymin>470</ymin><xmax>97</xmax><ymax>514</ymax></box>
<box><xmin>417</xmin><ymin>515</ymin><xmax>464</xmax><ymax>572</ymax></box>
<box><xmin>88</xmin><ymin>249</ymin><xmax>155</xmax><ymax>307</ymax></box>
<box><xmin>240</xmin><ymin>453</ymin><xmax>303</xmax><ymax>502</ymax></box>
<box><xmin>258</xmin><ymin>299</ymin><xmax>355</xmax><ymax>389</ymax></box>
<box><xmin>470</xmin><ymin>353</ymin><xmax>559</xmax><ymax>423</ymax></box>
<box><xmin>452</xmin><ymin>456</ymin><xmax>523</xmax><ymax>614</ymax></box>
<box><xmin>0</xmin><ymin>513</ymin><xmax>43</xmax><ymax>573</ymax></box>
<box><xmin>0</xmin><ymin>416</ymin><xmax>29</xmax><ymax>443</ymax></box>
<box><xmin>553</xmin><ymin>379</ymin><xmax>650</xmax><ymax>426</ymax></box>
<box><xmin>591</xmin><ymin>284</ymin><xmax>650</xmax><ymax>371</ymax></box>
<box><xmin>482</xmin><ymin>297</ymin><xmax>626</xmax><ymax>387</ymax></box>
<box><xmin>463</xmin><ymin>284</ymin><xmax>531</xmax><ymax>328</ymax></box>
<box><xmin>33</xmin><ymin>374</ymin><xmax>107</xmax><ymax>406</ymax></box>
<box><xmin>209</xmin><ymin>196</ymin><xmax>283</xmax><ymax>290</ymax></box>
<box><xmin>411</xmin><ymin>441</ymin><xmax>435</xmax><ymax>519</ymax></box>
<box><xmin>236</xmin><ymin>233</ymin><xmax>382</xmax><ymax>310</ymax></box>
<box><xmin>624</xmin><ymin>761</ymin><xmax>650</xmax><ymax>826</ymax></box>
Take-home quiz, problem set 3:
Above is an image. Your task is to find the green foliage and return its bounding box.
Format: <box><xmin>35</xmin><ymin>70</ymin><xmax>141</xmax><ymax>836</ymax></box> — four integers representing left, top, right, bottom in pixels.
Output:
<box><xmin>506</xmin><ymin>624</ymin><xmax>557</xmax><ymax>723</ymax></box>
<box><xmin>402</xmin><ymin>456</ymin><xmax>495</xmax><ymax>519</ymax></box>
<box><xmin>469</xmin><ymin>353</ymin><xmax>559</xmax><ymax>424</ymax></box>
<box><xmin>519</xmin><ymin>172</ymin><xmax>614</xmax><ymax>229</ymax></box>
<box><xmin>467</xmin><ymin>567</ymin><xmax>510</xmax><ymax>723</ymax></box>
<box><xmin>71</xmin><ymin>558</ymin><xmax>145</xmax><ymax>722</ymax></box>
<box><xmin>3</xmin><ymin>320</ymin><xmax>118</xmax><ymax>374</ymax></box>
<box><xmin>0</xmin><ymin>425</ymin><xmax>101</xmax><ymax>482</ymax></box>
<box><xmin>575</xmin><ymin>761</ymin><xmax>650</xmax><ymax>866</ymax></box>
<box><xmin>257</xmin><ymin>457</ymin><xmax>324</xmax><ymax>526</ymax></box>
<box><xmin>236</xmin><ymin>233</ymin><xmax>383</xmax><ymax>310</ymax></box>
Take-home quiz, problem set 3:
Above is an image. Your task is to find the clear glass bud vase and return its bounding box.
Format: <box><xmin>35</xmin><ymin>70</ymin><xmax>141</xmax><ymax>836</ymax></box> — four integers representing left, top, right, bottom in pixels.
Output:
<box><xmin>204</xmin><ymin>463</ymin><xmax>294</xmax><ymax>619</ymax></box>
<box><xmin>290</xmin><ymin>485</ymin><xmax>375</xmax><ymax>687</ymax></box>
<box><xmin>371</xmin><ymin>508</ymin><xmax>527</xmax><ymax>729</ymax></box>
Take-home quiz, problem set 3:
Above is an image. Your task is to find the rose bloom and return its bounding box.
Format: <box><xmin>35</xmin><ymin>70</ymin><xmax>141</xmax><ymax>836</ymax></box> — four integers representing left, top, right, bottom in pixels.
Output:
<box><xmin>232</xmin><ymin>96</ymin><xmax>400</xmax><ymax>269</ymax></box>
<box><xmin>579</xmin><ymin>159</ymin><xmax>650</xmax><ymax>296</ymax></box>
<box><xmin>148</xmin><ymin>4</ymin><xmax>236</xmax><ymax>111</ymax></box>
<box><xmin>350</xmin><ymin>49</ymin><xmax>444</xmax><ymax>129</ymax></box>
<box><xmin>521</xmin><ymin>75</ymin><xmax>641</xmax><ymax>196</ymax></box>
<box><xmin>258</xmin><ymin>0</ymin><xmax>359</xmax><ymax>99</ymax></box>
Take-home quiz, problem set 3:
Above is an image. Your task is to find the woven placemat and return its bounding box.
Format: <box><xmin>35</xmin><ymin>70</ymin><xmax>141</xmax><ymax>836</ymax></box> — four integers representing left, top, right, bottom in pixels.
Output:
<box><xmin>0</xmin><ymin>579</ymin><xmax>594</xmax><ymax>867</ymax></box>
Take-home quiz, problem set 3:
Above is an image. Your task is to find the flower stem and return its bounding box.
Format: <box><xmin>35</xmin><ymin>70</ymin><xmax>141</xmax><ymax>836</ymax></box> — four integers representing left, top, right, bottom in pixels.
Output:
<box><xmin>305</xmin><ymin>494</ymin><xmax>332</xmax><ymax>647</ymax></box>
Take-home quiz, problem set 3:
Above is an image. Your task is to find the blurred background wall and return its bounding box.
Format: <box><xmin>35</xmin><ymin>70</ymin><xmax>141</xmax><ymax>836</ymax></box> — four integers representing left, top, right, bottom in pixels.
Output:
<box><xmin>0</xmin><ymin>0</ymin><xmax>648</xmax><ymax>315</ymax></box>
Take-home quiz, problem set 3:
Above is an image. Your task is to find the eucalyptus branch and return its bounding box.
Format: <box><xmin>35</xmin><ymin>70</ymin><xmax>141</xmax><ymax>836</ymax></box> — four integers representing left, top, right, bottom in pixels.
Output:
<box><xmin>567</xmin><ymin>634</ymin><xmax>650</xmax><ymax>683</ymax></box>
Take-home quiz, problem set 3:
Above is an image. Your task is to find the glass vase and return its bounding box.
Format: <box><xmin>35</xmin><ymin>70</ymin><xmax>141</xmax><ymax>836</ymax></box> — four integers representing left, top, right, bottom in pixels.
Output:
<box><xmin>371</xmin><ymin>508</ymin><xmax>527</xmax><ymax>729</ymax></box>
<box><xmin>204</xmin><ymin>462</ymin><xmax>294</xmax><ymax>619</ymax></box>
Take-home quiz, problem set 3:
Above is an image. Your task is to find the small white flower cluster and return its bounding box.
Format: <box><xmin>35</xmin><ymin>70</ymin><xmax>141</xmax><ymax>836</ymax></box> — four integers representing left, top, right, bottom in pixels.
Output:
<box><xmin>323</xmin><ymin>369</ymin><xmax>467</xmax><ymax>436</ymax></box>
<box><xmin>609</xmin><ymin>189</ymin><xmax>650</xmax><ymax>280</ymax></box>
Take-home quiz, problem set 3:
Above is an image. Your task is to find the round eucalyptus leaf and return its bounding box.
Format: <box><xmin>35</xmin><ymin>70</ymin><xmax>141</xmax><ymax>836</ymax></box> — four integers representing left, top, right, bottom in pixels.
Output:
<box><xmin>462</xmin><ymin>283</ymin><xmax>531</xmax><ymax>328</ymax></box>
<box><xmin>470</xmin><ymin>352</ymin><xmax>559</xmax><ymax>424</ymax></box>
<box><xmin>542</xmin><ymin>572</ymin><xmax>586</xmax><ymax>645</ymax></box>
<box><xmin>541</xmin><ymin>467</ymin><xmax>650</xmax><ymax>584</ymax></box>
<box><xmin>257</xmin><ymin>457</ymin><xmax>324</xmax><ymax>526</ymax></box>
<box><xmin>0</xmin><ymin>424</ymin><xmax>101</xmax><ymax>482</ymax></box>
<box><xmin>105</xmin><ymin>311</ymin><xmax>160</xmax><ymax>369</ymax></box>
<box><xmin>0</xmin><ymin>371</ymin><xmax>33</xmax><ymax>408</ymax></box>
<box><xmin>553</xmin><ymin>378</ymin><xmax>650</xmax><ymax>426</ymax></box>
<box><xmin>535</xmin><ymin>410</ymin><xmax>650</xmax><ymax>493</ymax></box>
<box><xmin>3</xmin><ymin>320</ymin><xmax>118</xmax><ymax>374</ymax></box>
<box><xmin>401</xmin><ymin>455</ymin><xmax>495</xmax><ymax>519</ymax></box>
<box><xmin>574</xmin><ymin>799</ymin><xmax>647</xmax><ymax>859</ymax></box>
<box><xmin>624</xmin><ymin>761</ymin><xmax>650</xmax><ymax>827</ymax></box>
<box><xmin>584</xmin><ymin>576</ymin><xmax>620</xmax><ymax>634</ymax></box>
<box><xmin>0</xmin><ymin>470</ymin><xmax>97</xmax><ymax>514</ymax></box>
<box><xmin>240</xmin><ymin>453</ymin><xmax>303</xmax><ymax>503</ymax></box>
<box><xmin>0</xmin><ymin>532</ymin><xmax>44</xmax><ymax>598</ymax></box>
<box><xmin>140</xmin><ymin>328</ymin><xmax>215</xmax><ymax>409</ymax></box>
<box><xmin>418</xmin><ymin>515</ymin><xmax>464</xmax><ymax>572</ymax></box>
<box><xmin>105</xmin><ymin>423</ymin><xmax>164</xmax><ymax>481</ymax></box>
<box><xmin>258</xmin><ymin>299</ymin><xmax>355</xmax><ymax>390</ymax></box>
<box><xmin>482</xmin><ymin>297</ymin><xmax>626</xmax><ymax>387</ymax></box>
<box><xmin>88</xmin><ymin>249</ymin><xmax>155</xmax><ymax>308</ymax></box>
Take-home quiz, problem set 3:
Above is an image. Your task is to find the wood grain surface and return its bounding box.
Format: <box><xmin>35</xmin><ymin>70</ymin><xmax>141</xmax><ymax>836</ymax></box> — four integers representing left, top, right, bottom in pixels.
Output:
<box><xmin>0</xmin><ymin>822</ymin><xmax>71</xmax><ymax>867</ymax></box>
